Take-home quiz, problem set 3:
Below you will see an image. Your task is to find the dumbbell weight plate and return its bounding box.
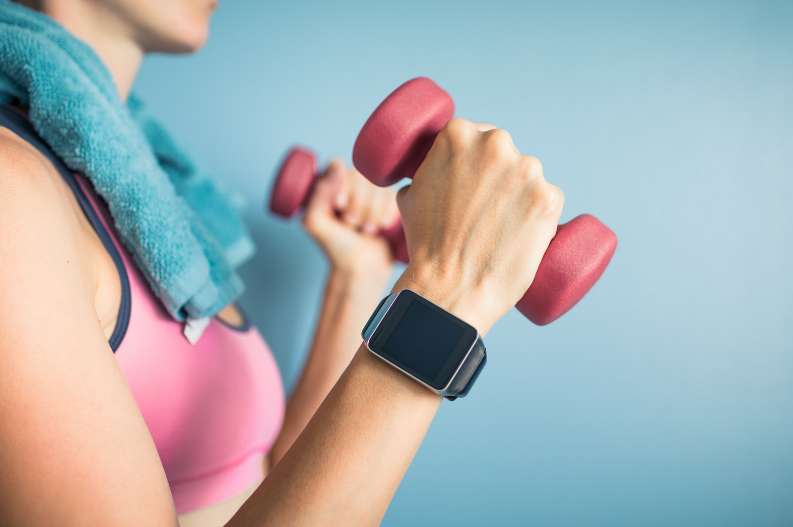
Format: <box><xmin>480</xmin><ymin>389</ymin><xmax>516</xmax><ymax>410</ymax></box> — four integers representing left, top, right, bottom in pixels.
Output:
<box><xmin>353</xmin><ymin>77</ymin><xmax>455</xmax><ymax>187</ymax></box>
<box><xmin>517</xmin><ymin>214</ymin><xmax>618</xmax><ymax>325</ymax></box>
<box><xmin>269</xmin><ymin>147</ymin><xmax>317</xmax><ymax>218</ymax></box>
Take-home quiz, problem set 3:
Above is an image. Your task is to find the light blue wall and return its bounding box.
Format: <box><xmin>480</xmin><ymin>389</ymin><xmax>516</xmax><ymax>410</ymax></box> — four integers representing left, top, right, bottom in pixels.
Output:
<box><xmin>134</xmin><ymin>1</ymin><xmax>793</xmax><ymax>525</ymax></box>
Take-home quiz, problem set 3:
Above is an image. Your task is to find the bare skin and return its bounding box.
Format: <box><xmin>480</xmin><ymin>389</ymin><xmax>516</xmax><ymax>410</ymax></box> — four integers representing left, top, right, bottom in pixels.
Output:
<box><xmin>180</xmin><ymin>163</ymin><xmax>400</xmax><ymax>526</ymax></box>
<box><xmin>4</xmin><ymin>2</ymin><xmax>401</xmax><ymax>525</ymax></box>
<box><xmin>0</xmin><ymin>113</ymin><xmax>564</xmax><ymax>527</ymax></box>
<box><xmin>0</xmin><ymin>1</ymin><xmax>565</xmax><ymax>525</ymax></box>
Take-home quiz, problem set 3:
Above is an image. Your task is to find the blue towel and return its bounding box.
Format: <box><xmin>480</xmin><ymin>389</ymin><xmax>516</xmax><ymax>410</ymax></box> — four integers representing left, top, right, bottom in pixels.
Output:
<box><xmin>0</xmin><ymin>0</ymin><xmax>255</xmax><ymax>321</ymax></box>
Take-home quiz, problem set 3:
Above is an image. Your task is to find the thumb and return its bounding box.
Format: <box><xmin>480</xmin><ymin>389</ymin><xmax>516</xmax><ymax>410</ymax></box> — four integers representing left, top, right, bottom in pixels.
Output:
<box><xmin>307</xmin><ymin>160</ymin><xmax>347</xmax><ymax>215</ymax></box>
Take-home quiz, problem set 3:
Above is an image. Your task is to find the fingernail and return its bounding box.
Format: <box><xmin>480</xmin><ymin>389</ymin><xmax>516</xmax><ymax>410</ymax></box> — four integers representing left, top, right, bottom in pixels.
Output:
<box><xmin>362</xmin><ymin>222</ymin><xmax>376</xmax><ymax>234</ymax></box>
<box><xmin>336</xmin><ymin>192</ymin><xmax>348</xmax><ymax>208</ymax></box>
<box><xmin>345</xmin><ymin>213</ymin><xmax>357</xmax><ymax>225</ymax></box>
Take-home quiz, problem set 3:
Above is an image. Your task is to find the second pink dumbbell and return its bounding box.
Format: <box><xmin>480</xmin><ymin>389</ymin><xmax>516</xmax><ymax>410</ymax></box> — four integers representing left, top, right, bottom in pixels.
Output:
<box><xmin>268</xmin><ymin>147</ymin><xmax>410</xmax><ymax>263</ymax></box>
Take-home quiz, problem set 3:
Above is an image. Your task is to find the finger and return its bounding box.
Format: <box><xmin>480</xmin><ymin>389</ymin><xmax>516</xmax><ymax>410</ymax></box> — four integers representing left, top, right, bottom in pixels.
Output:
<box><xmin>367</xmin><ymin>186</ymin><xmax>396</xmax><ymax>234</ymax></box>
<box><xmin>307</xmin><ymin>160</ymin><xmax>345</xmax><ymax>214</ymax></box>
<box><xmin>381</xmin><ymin>190</ymin><xmax>401</xmax><ymax>229</ymax></box>
<box><xmin>361</xmin><ymin>186</ymin><xmax>384</xmax><ymax>235</ymax></box>
<box><xmin>326</xmin><ymin>159</ymin><xmax>350</xmax><ymax>211</ymax></box>
<box><xmin>350</xmin><ymin>169</ymin><xmax>386</xmax><ymax>235</ymax></box>
<box><xmin>344</xmin><ymin>169</ymin><xmax>373</xmax><ymax>230</ymax></box>
<box><xmin>358</xmin><ymin>178</ymin><xmax>382</xmax><ymax>235</ymax></box>
<box><xmin>302</xmin><ymin>161</ymin><xmax>346</xmax><ymax>237</ymax></box>
<box><xmin>341</xmin><ymin>169</ymin><xmax>361</xmax><ymax>225</ymax></box>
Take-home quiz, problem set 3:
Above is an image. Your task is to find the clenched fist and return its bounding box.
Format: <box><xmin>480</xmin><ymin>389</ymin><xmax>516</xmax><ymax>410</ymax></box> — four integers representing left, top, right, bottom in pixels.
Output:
<box><xmin>394</xmin><ymin>118</ymin><xmax>564</xmax><ymax>334</ymax></box>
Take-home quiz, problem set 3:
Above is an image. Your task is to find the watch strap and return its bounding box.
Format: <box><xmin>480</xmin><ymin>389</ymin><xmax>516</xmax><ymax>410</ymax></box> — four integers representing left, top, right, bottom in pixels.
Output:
<box><xmin>444</xmin><ymin>334</ymin><xmax>487</xmax><ymax>401</ymax></box>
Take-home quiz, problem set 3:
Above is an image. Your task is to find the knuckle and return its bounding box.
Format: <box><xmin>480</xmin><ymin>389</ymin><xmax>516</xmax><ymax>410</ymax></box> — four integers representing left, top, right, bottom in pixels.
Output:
<box><xmin>445</xmin><ymin>117</ymin><xmax>470</xmax><ymax>134</ymax></box>
<box><xmin>521</xmin><ymin>155</ymin><xmax>543</xmax><ymax>176</ymax></box>
<box><xmin>515</xmin><ymin>155</ymin><xmax>544</xmax><ymax>187</ymax></box>
<box><xmin>532</xmin><ymin>182</ymin><xmax>564</xmax><ymax>216</ymax></box>
<box><xmin>439</xmin><ymin>118</ymin><xmax>474</xmax><ymax>152</ymax></box>
<box><xmin>482</xmin><ymin>128</ymin><xmax>514</xmax><ymax>159</ymax></box>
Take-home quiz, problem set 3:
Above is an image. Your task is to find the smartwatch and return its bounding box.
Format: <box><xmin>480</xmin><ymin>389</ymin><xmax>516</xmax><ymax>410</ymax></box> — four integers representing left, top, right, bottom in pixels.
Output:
<box><xmin>361</xmin><ymin>289</ymin><xmax>487</xmax><ymax>400</ymax></box>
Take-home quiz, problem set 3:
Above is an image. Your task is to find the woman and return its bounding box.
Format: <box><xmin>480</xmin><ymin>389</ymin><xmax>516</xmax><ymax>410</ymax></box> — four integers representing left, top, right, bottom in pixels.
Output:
<box><xmin>0</xmin><ymin>1</ymin><xmax>564</xmax><ymax>526</ymax></box>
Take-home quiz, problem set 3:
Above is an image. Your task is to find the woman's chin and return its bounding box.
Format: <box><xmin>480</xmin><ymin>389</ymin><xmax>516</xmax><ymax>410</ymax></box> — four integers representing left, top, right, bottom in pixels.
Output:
<box><xmin>146</xmin><ymin>24</ymin><xmax>210</xmax><ymax>54</ymax></box>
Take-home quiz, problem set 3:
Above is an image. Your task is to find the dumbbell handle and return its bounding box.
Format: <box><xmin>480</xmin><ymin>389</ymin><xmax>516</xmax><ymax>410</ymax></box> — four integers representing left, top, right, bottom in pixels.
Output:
<box><xmin>270</xmin><ymin>147</ymin><xmax>410</xmax><ymax>263</ymax></box>
<box><xmin>352</xmin><ymin>78</ymin><xmax>617</xmax><ymax>325</ymax></box>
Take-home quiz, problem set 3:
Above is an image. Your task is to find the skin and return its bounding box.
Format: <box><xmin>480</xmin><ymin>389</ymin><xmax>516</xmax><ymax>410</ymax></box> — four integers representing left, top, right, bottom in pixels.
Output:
<box><xmin>0</xmin><ymin>1</ymin><xmax>565</xmax><ymax>526</ymax></box>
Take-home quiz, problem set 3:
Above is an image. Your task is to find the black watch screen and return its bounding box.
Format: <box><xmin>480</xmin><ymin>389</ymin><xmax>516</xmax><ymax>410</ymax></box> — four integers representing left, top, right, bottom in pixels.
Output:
<box><xmin>368</xmin><ymin>290</ymin><xmax>478</xmax><ymax>391</ymax></box>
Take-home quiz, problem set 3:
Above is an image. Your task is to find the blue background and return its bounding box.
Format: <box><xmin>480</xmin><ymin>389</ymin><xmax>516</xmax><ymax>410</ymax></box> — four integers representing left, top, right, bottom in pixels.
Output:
<box><xmin>135</xmin><ymin>1</ymin><xmax>793</xmax><ymax>525</ymax></box>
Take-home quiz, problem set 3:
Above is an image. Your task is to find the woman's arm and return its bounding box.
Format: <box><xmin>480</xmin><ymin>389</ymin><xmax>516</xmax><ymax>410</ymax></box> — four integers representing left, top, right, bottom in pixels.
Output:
<box><xmin>239</xmin><ymin>340</ymin><xmax>442</xmax><ymax>526</ymax></box>
<box><xmin>0</xmin><ymin>132</ymin><xmax>178</xmax><ymax>526</ymax></box>
<box><xmin>0</xmin><ymin>117</ymin><xmax>561</xmax><ymax>526</ymax></box>
<box><xmin>232</xmin><ymin>119</ymin><xmax>564</xmax><ymax>525</ymax></box>
<box><xmin>268</xmin><ymin>161</ymin><xmax>398</xmax><ymax>465</ymax></box>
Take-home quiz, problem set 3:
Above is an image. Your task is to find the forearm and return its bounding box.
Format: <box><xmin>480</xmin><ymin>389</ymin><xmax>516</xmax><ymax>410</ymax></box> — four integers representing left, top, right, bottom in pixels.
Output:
<box><xmin>235</xmin><ymin>116</ymin><xmax>556</xmax><ymax>526</ymax></box>
<box><xmin>230</xmin><ymin>342</ymin><xmax>442</xmax><ymax>527</ymax></box>
<box><xmin>231</xmin><ymin>270</ymin><xmax>470</xmax><ymax>526</ymax></box>
<box><xmin>269</xmin><ymin>267</ymin><xmax>388</xmax><ymax>464</ymax></box>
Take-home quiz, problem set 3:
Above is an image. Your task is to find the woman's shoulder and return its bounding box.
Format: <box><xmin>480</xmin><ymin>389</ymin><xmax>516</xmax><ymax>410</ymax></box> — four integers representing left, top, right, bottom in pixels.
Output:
<box><xmin>0</xmin><ymin>127</ymin><xmax>78</xmax><ymax>248</ymax></box>
<box><xmin>0</xmin><ymin>126</ymin><xmax>91</xmax><ymax>223</ymax></box>
<box><xmin>0</xmin><ymin>126</ymin><xmax>89</xmax><ymax>267</ymax></box>
<box><xmin>0</xmin><ymin>125</ymin><xmax>103</xmax><ymax>315</ymax></box>
<box><xmin>0</xmin><ymin>126</ymin><xmax>121</xmax><ymax>339</ymax></box>
<box><xmin>0</xmin><ymin>126</ymin><xmax>58</xmax><ymax>189</ymax></box>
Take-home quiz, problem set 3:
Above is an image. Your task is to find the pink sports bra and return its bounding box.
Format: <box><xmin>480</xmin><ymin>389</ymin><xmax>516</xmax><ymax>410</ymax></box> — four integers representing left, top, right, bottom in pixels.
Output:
<box><xmin>0</xmin><ymin>105</ymin><xmax>285</xmax><ymax>515</ymax></box>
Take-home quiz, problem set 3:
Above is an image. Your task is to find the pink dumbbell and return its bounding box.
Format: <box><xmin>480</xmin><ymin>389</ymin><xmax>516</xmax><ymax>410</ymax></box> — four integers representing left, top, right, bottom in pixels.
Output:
<box><xmin>352</xmin><ymin>77</ymin><xmax>618</xmax><ymax>325</ymax></box>
<box><xmin>268</xmin><ymin>146</ymin><xmax>410</xmax><ymax>263</ymax></box>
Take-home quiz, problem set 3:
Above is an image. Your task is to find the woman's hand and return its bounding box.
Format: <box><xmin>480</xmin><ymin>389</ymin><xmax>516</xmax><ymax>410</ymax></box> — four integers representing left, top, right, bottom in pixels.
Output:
<box><xmin>301</xmin><ymin>160</ymin><xmax>399</xmax><ymax>281</ymax></box>
<box><xmin>394</xmin><ymin>118</ymin><xmax>565</xmax><ymax>334</ymax></box>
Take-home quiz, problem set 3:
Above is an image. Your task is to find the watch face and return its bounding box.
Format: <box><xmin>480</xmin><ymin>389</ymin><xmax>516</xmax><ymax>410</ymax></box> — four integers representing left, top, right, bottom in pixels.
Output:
<box><xmin>368</xmin><ymin>290</ymin><xmax>478</xmax><ymax>391</ymax></box>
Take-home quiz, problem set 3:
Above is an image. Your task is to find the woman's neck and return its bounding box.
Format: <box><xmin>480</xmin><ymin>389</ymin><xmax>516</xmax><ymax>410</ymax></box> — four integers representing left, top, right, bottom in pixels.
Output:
<box><xmin>39</xmin><ymin>0</ymin><xmax>144</xmax><ymax>102</ymax></box>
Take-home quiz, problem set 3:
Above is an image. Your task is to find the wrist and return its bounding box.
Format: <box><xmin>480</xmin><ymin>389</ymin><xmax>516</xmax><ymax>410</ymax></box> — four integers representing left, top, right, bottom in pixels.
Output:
<box><xmin>391</xmin><ymin>264</ymin><xmax>495</xmax><ymax>335</ymax></box>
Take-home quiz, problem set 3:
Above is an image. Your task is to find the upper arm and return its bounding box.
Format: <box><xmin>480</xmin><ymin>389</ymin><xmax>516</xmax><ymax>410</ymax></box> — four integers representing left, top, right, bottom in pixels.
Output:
<box><xmin>0</xmin><ymin>133</ymin><xmax>177</xmax><ymax>526</ymax></box>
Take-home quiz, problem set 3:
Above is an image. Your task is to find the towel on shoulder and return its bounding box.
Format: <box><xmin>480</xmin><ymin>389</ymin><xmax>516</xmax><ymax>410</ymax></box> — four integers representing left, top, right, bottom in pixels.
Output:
<box><xmin>0</xmin><ymin>0</ymin><xmax>255</xmax><ymax>322</ymax></box>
